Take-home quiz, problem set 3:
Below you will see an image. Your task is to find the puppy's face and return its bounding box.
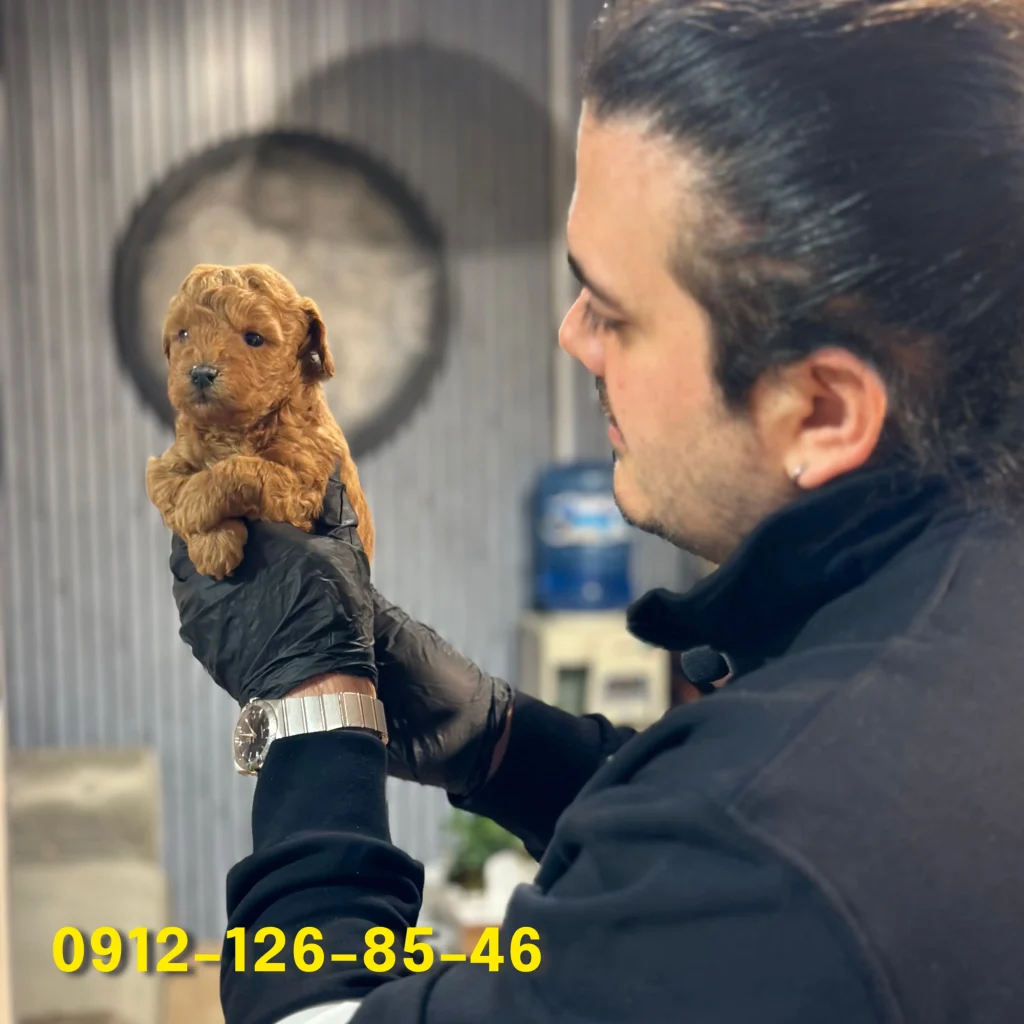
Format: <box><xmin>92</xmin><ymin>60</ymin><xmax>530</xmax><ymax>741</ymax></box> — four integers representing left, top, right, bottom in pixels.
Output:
<box><xmin>161</xmin><ymin>263</ymin><xmax>334</xmax><ymax>426</ymax></box>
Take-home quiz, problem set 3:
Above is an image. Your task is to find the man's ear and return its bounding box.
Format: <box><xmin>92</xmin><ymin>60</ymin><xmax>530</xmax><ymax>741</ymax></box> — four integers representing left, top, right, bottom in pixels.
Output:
<box><xmin>300</xmin><ymin>298</ymin><xmax>335</xmax><ymax>381</ymax></box>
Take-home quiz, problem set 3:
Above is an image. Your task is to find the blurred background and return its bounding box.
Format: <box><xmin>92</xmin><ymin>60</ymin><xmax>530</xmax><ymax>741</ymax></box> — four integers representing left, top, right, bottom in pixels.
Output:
<box><xmin>0</xmin><ymin>1</ymin><xmax>708</xmax><ymax>1021</ymax></box>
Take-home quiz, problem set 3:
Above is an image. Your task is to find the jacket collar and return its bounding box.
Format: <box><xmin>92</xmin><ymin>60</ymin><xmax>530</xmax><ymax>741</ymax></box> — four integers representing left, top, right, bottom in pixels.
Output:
<box><xmin>626</xmin><ymin>465</ymin><xmax>956</xmax><ymax>663</ymax></box>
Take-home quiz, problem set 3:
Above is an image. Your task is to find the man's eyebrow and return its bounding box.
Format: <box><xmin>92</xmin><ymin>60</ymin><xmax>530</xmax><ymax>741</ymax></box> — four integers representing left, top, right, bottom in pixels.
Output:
<box><xmin>567</xmin><ymin>253</ymin><xmax>627</xmax><ymax>314</ymax></box>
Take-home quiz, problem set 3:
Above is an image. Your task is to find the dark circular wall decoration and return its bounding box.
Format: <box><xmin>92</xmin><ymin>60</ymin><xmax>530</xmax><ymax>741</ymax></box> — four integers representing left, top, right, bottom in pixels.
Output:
<box><xmin>113</xmin><ymin>130</ymin><xmax>448</xmax><ymax>458</ymax></box>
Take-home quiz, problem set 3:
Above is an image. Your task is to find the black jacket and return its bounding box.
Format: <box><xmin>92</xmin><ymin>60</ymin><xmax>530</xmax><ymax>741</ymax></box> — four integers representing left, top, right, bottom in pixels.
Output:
<box><xmin>221</xmin><ymin>466</ymin><xmax>1024</xmax><ymax>1023</ymax></box>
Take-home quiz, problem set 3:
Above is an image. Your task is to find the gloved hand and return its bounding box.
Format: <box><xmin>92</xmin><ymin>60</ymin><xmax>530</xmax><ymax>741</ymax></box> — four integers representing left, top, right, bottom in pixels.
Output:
<box><xmin>169</xmin><ymin>476</ymin><xmax>376</xmax><ymax>705</ymax></box>
<box><xmin>371</xmin><ymin>590</ymin><xmax>515</xmax><ymax>799</ymax></box>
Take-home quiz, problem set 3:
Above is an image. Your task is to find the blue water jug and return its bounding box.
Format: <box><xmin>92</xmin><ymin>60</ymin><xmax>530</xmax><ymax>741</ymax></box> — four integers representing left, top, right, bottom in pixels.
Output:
<box><xmin>531</xmin><ymin>461</ymin><xmax>633</xmax><ymax>610</ymax></box>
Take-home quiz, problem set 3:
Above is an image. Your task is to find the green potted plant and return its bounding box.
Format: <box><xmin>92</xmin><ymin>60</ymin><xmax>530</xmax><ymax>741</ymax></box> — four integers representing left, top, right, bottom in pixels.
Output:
<box><xmin>444</xmin><ymin>809</ymin><xmax>526</xmax><ymax>891</ymax></box>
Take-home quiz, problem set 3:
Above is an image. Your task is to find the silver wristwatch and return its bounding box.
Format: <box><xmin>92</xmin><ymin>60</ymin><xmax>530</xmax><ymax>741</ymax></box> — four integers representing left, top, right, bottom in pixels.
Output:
<box><xmin>232</xmin><ymin>693</ymin><xmax>388</xmax><ymax>775</ymax></box>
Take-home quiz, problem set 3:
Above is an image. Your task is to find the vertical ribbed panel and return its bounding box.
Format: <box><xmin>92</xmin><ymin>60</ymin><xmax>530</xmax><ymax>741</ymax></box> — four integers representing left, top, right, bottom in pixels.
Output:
<box><xmin>0</xmin><ymin>0</ymin><xmax>559</xmax><ymax>939</ymax></box>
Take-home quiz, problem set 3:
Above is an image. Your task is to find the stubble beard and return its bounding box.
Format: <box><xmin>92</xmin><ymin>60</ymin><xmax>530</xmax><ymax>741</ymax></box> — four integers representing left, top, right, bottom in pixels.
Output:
<box><xmin>612</xmin><ymin>433</ymin><xmax>782</xmax><ymax>566</ymax></box>
<box><xmin>599</xmin><ymin>377</ymin><xmax>779</xmax><ymax>564</ymax></box>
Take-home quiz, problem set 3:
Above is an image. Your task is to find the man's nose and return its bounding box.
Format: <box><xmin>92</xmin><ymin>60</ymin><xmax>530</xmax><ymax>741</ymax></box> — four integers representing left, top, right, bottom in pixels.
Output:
<box><xmin>558</xmin><ymin>295</ymin><xmax>604</xmax><ymax>376</ymax></box>
<box><xmin>190</xmin><ymin>364</ymin><xmax>219</xmax><ymax>389</ymax></box>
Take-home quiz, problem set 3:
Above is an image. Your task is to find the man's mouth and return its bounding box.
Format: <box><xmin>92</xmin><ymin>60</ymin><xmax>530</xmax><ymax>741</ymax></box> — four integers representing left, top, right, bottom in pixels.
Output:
<box><xmin>596</xmin><ymin>378</ymin><xmax>622</xmax><ymax>440</ymax></box>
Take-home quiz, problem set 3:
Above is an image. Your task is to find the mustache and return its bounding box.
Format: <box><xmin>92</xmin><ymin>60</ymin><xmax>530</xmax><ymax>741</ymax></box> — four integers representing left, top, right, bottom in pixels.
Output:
<box><xmin>596</xmin><ymin>378</ymin><xmax>617</xmax><ymax>426</ymax></box>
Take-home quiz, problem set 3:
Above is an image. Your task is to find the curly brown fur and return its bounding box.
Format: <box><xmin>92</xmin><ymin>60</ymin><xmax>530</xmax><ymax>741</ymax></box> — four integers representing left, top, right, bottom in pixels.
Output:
<box><xmin>146</xmin><ymin>263</ymin><xmax>374</xmax><ymax>580</ymax></box>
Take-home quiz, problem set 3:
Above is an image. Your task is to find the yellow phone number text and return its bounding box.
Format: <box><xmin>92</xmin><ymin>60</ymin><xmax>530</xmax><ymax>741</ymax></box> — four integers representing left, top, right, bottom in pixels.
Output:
<box><xmin>52</xmin><ymin>925</ymin><xmax>541</xmax><ymax>975</ymax></box>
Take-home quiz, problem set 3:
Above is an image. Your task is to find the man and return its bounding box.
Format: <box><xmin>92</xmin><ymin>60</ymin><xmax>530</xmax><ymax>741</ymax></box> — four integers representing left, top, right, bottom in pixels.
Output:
<box><xmin>169</xmin><ymin>1</ymin><xmax>1024</xmax><ymax>1021</ymax></box>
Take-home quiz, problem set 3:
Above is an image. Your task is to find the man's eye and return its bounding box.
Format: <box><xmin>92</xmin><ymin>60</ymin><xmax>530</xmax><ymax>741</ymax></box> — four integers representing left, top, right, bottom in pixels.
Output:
<box><xmin>177</xmin><ymin>329</ymin><xmax>189</xmax><ymax>342</ymax></box>
<box><xmin>243</xmin><ymin>332</ymin><xmax>265</xmax><ymax>348</ymax></box>
<box><xmin>583</xmin><ymin>298</ymin><xmax>620</xmax><ymax>335</ymax></box>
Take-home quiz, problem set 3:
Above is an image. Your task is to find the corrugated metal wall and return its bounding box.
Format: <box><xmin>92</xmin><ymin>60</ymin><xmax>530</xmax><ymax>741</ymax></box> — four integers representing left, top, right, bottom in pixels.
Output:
<box><xmin>0</xmin><ymin>0</ymin><xmax>690</xmax><ymax>939</ymax></box>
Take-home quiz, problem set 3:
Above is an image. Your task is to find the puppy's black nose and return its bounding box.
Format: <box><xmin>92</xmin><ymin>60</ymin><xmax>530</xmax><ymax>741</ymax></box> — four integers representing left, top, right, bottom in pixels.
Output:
<box><xmin>190</xmin><ymin>364</ymin><xmax>219</xmax><ymax>389</ymax></box>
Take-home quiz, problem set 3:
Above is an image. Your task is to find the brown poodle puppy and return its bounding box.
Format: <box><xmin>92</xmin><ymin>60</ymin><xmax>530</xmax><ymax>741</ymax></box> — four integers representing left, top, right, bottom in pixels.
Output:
<box><xmin>146</xmin><ymin>263</ymin><xmax>374</xmax><ymax>580</ymax></box>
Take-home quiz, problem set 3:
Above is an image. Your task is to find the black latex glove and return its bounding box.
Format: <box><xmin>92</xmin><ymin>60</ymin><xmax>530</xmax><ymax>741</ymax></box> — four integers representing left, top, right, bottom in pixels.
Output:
<box><xmin>169</xmin><ymin>477</ymin><xmax>376</xmax><ymax>705</ymax></box>
<box><xmin>371</xmin><ymin>590</ymin><xmax>514</xmax><ymax>799</ymax></box>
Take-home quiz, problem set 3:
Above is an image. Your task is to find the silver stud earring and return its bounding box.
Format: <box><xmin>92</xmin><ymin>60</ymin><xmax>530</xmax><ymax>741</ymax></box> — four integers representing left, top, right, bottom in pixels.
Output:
<box><xmin>790</xmin><ymin>463</ymin><xmax>807</xmax><ymax>484</ymax></box>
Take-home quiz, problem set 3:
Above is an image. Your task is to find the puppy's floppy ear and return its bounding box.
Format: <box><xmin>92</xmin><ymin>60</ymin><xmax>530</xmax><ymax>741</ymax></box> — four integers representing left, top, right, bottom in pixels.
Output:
<box><xmin>159</xmin><ymin>319</ymin><xmax>174</xmax><ymax>364</ymax></box>
<box><xmin>299</xmin><ymin>298</ymin><xmax>334</xmax><ymax>381</ymax></box>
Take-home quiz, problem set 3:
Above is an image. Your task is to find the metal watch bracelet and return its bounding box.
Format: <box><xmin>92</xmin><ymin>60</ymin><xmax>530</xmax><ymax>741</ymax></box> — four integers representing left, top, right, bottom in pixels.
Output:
<box><xmin>269</xmin><ymin>692</ymin><xmax>388</xmax><ymax>746</ymax></box>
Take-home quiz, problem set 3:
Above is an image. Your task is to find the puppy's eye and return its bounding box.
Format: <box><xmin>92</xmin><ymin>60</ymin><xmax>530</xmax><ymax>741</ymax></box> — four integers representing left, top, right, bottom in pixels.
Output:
<box><xmin>243</xmin><ymin>332</ymin><xmax>265</xmax><ymax>348</ymax></box>
<box><xmin>177</xmin><ymin>329</ymin><xmax>189</xmax><ymax>342</ymax></box>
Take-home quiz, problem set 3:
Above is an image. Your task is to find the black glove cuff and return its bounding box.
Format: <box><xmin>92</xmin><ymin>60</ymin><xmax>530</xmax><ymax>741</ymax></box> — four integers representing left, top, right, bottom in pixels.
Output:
<box><xmin>449</xmin><ymin>675</ymin><xmax>515</xmax><ymax>800</ymax></box>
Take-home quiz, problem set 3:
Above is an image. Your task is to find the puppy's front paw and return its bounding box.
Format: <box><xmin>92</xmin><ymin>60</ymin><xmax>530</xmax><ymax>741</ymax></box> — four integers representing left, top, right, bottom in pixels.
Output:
<box><xmin>174</xmin><ymin>469</ymin><xmax>260</xmax><ymax>537</ymax></box>
<box><xmin>171</xmin><ymin>470</ymin><xmax>215</xmax><ymax>535</ymax></box>
<box><xmin>263</xmin><ymin>489</ymin><xmax>321</xmax><ymax>532</ymax></box>
<box><xmin>187</xmin><ymin>520</ymin><xmax>248</xmax><ymax>580</ymax></box>
<box><xmin>294</xmin><ymin>491</ymin><xmax>323</xmax><ymax>531</ymax></box>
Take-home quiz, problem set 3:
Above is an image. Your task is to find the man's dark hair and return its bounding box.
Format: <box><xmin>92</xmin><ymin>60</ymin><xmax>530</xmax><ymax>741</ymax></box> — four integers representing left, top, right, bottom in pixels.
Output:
<box><xmin>583</xmin><ymin>0</ymin><xmax>1024</xmax><ymax>509</ymax></box>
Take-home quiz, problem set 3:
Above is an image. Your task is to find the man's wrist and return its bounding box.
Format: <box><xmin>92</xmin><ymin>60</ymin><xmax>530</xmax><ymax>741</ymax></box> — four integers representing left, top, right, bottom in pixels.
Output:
<box><xmin>278</xmin><ymin>673</ymin><xmax>383</xmax><ymax>742</ymax></box>
<box><xmin>286</xmin><ymin>672</ymin><xmax>377</xmax><ymax>699</ymax></box>
<box><xmin>486</xmin><ymin>703</ymin><xmax>514</xmax><ymax>783</ymax></box>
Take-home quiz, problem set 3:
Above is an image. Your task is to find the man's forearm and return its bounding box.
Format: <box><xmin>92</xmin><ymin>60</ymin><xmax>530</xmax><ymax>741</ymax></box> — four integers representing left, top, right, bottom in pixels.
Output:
<box><xmin>285</xmin><ymin>675</ymin><xmax>629</xmax><ymax>865</ymax></box>
<box><xmin>221</xmin><ymin>728</ymin><xmax>423</xmax><ymax>1024</ymax></box>
<box><xmin>451</xmin><ymin>693</ymin><xmax>637</xmax><ymax>859</ymax></box>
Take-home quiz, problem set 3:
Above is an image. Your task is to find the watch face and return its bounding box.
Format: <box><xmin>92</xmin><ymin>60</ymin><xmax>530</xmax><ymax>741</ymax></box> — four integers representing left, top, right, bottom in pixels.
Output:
<box><xmin>233</xmin><ymin>700</ymin><xmax>278</xmax><ymax>775</ymax></box>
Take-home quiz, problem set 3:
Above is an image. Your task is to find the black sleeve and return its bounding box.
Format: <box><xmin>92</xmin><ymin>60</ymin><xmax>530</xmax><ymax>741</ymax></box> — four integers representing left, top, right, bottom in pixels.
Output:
<box><xmin>220</xmin><ymin>695</ymin><xmax>633</xmax><ymax>1024</ymax></box>
<box><xmin>450</xmin><ymin>693</ymin><xmax>638</xmax><ymax>859</ymax></box>
<box><xmin>219</xmin><ymin>730</ymin><xmax>424</xmax><ymax>1024</ymax></box>
<box><xmin>222</xmin><ymin>725</ymin><xmax>883</xmax><ymax>1024</ymax></box>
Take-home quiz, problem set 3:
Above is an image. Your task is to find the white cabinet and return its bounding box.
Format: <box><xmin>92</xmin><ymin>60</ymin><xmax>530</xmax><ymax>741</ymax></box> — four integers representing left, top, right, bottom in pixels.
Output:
<box><xmin>517</xmin><ymin>610</ymin><xmax>671</xmax><ymax>730</ymax></box>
